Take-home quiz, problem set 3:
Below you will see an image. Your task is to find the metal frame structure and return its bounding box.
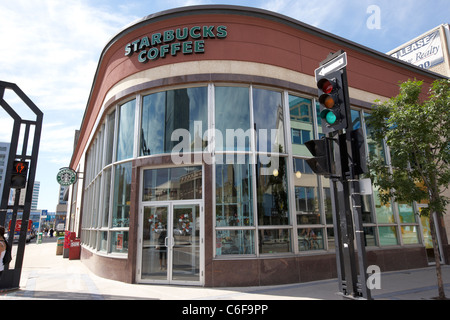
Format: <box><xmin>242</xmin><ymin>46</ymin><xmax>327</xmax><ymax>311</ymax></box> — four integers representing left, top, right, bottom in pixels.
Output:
<box><xmin>0</xmin><ymin>81</ymin><xmax>42</xmax><ymax>290</ymax></box>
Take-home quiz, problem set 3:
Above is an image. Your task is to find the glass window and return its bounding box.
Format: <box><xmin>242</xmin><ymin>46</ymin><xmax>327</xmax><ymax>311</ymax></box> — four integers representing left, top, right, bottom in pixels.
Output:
<box><xmin>116</xmin><ymin>100</ymin><xmax>136</xmax><ymax>161</ymax></box>
<box><xmin>363</xmin><ymin>227</ymin><xmax>377</xmax><ymax>247</ymax></box>
<box><xmin>295</xmin><ymin>187</ymin><xmax>320</xmax><ymax>224</ymax></box>
<box><xmin>105</xmin><ymin>110</ymin><xmax>115</xmax><ymax>165</ymax></box>
<box><xmin>373</xmin><ymin>186</ymin><xmax>395</xmax><ymax>223</ymax></box>
<box><xmin>216</xmin><ymin>230</ymin><xmax>255</xmax><ymax>255</ymax></box>
<box><xmin>351</xmin><ymin>109</ymin><xmax>361</xmax><ymax>130</ymax></box>
<box><xmin>253</xmin><ymin>88</ymin><xmax>285</xmax><ymax>153</ymax></box>
<box><xmin>102</xmin><ymin>167</ymin><xmax>112</xmax><ymax>228</ymax></box>
<box><xmin>327</xmin><ymin>227</ymin><xmax>335</xmax><ymax>250</ymax></box>
<box><xmin>141</xmin><ymin>87</ymin><xmax>208</xmax><ymax>156</ymax></box>
<box><xmin>290</xmin><ymin>96</ymin><xmax>312</xmax><ymax>123</ymax></box>
<box><xmin>298</xmin><ymin>228</ymin><xmax>324</xmax><ymax>251</ymax></box>
<box><xmin>361</xmin><ymin>194</ymin><xmax>375</xmax><ymax>223</ymax></box>
<box><xmin>215</xmin><ymin>86</ymin><xmax>250</xmax><ymax>152</ymax></box>
<box><xmin>290</xmin><ymin>96</ymin><xmax>314</xmax><ymax>157</ymax></box>
<box><xmin>110</xmin><ymin>231</ymin><xmax>128</xmax><ymax>254</ymax></box>
<box><xmin>99</xmin><ymin>231</ymin><xmax>108</xmax><ymax>252</ymax></box>
<box><xmin>324</xmin><ymin>187</ymin><xmax>333</xmax><ymax>225</ymax></box>
<box><xmin>293</xmin><ymin>158</ymin><xmax>320</xmax><ymax>225</ymax></box>
<box><xmin>216</xmin><ymin>158</ymin><xmax>253</xmax><ymax>227</ymax></box>
<box><xmin>259</xmin><ymin>229</ymin><xmax>291</xmax><ymax>254</ymax></box>
<box><xmin>364</xmin><ymin>111</ymin><xmax>387</xmax><ymax>165</ymax></box>
<box><xmin>142</xmin><ymin>166</ymin><xmax>202</xmax><ymax>202</ymax></box>
<box><xmin>291</xmin><ymin>129</ymin><xmax>311</xmax><ymax>145</ymax></box>
<box><xmin>378</xmin><ymin>226</ymin><xmax>399</xmax><ymax>246</ymax></box>
<box><xmin>401</xmin><ymin>226</ymin><xmax>419</xmax><ymax>245</ymax></box>
<box><xmin>257</xmin><ymin>156</ymin><xmax>289</xmax><ymax>226</ymax></box>
<box><xmin>293</xmin><ymin>158</ymin><xmax>313</xmax><ymax>175</ymax></box>
<box><xmin>141</xmin><ymin>92</ymin><xmax>165</xmax><ymax>155</ymax></box>
<box><xmin>112</xmin><ymin>162</ymin><xmax>132</xmax><ymax>228</ymax></box>
<box><xmin>398</xmin><ymin>202</ymin><xmax>416</xmax><ymax>223</ymax></box>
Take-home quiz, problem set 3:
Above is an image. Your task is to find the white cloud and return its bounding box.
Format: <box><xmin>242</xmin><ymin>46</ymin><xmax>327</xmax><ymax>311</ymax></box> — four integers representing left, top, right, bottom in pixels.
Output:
<box><xmin>0</xmin><ymin>0</ymin><xmax>136</xmax><ymax>113</ymax></box>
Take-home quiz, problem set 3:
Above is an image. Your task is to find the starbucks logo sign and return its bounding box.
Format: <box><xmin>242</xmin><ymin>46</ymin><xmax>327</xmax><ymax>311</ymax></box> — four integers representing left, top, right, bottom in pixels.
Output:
<box><xmin>56</xmin><ymin>167</ymin><xmax>77</xmax><ymax>186</ymax></box>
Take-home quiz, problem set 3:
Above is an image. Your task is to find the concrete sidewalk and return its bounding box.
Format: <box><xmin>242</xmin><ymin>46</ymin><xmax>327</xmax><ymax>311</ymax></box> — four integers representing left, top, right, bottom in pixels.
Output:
<box><xmin>1</xmin><ymin>238</ymin><xmax>450</xmax><ymax>300</ymax></box>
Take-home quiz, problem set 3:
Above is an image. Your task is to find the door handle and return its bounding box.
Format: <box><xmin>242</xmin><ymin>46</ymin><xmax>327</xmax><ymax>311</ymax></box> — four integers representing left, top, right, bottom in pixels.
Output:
<box><xmin>165</xmin><ymin>237</ymin><xmax>169</xmax><ymax>247</ymax></box>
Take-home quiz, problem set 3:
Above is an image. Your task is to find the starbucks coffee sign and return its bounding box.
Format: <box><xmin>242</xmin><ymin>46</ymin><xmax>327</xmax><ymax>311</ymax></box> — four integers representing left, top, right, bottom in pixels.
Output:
<box><xmin>56</xmin><ymin>167</ymin><xmax>77</xmax><ymax>186</ymax></box>
<box><xmin>124</xmin><ymin>25</ymin><xmax>228</xmax><ymax>63</ymax></box>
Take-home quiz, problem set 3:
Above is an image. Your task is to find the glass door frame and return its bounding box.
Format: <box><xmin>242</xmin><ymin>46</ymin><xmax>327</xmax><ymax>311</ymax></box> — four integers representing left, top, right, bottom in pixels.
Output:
<box><xmin>136</xmin><ymin>200</ymin><xmax>204</xmax><ymax>286</ymax></box>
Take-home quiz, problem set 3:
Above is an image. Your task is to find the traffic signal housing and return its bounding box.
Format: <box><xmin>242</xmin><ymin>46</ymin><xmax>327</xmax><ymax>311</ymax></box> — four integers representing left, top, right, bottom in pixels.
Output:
<box><xmin>10</xmin><ymin>160</ymin><xmax>28</xmax><ymax>189</ymax></box>
<box><xmin>305</xmin><ymin>138</ymin><xmax>334</xmax><ymax>177</ymax></box>
<box><xmin>317</xmin><ymin>70</ymin><xmax>349</xmax><ymax>134</ymax></box>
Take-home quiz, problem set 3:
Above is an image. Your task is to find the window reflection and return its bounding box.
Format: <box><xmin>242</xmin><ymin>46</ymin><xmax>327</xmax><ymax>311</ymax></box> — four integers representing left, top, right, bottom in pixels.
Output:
<box><xmin>216</xmin><ymin>230</ymin><xmax>255</xmax><ymax>255</ymax></box>
<box><xmin>215</xmin><ymin>87</ymin><xmax>250</xmax><ymax>151</ymax></box>
<box><xmin>142</xmin><ymin>166</ymin><xmax>202</xmax><ymax>202</ymax></box>
<box><xmin>105</xmin><ymin>111</ymin><xmax>115</xmax><ymax>165</ymax></box>
<box><xmin>141</xmin><ymin>87</ymin><xmax>208</xmax><ymax>156</ymax></box>
<box><xmin>253</xmin><ymin>88</ymin><xmax>285</xmax><ymax>153</ymax></box>
<box><xmin>259</xmin><ymin>229</ymin><xmax>291</xmax><ymax>254</ymax></box>
<box><xmin>257</xmin><ymin>156</ymin><xmax>289</xmax><ymax>226</ymax></box>
<box><xmin>216</xmin><ymin>158</ymin><xmax>253</xmax><ymax>227</ymax></box>
<box><xmin>117</xmin><ymin>100</ymin><xmax>136</xmax><ymax>161</ymax></box>
<box><xmin>378</xmin><ymin>226</ymin><xmax>399</xmax><ymax>246</ymax></box>
<box><xmin>113</xmin><ymin>162</ymin><xmax>132</xmax><ymax>228</ymax></box>
<box><xmin>290</xmin><ymin>96</ymin><xmax>313</xmax><ymax>157</ymax></box>
<box><xmin>298</xmin><ymin>228</ymin><xmax>324</xmax><ymax>251</ymax></box>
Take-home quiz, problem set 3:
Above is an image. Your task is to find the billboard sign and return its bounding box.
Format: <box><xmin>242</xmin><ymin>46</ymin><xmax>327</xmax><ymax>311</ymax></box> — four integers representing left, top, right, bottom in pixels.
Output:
<box><xmin>390</xmin><ymin>29</ymin><xmax>444</xmax><ymax>70</ymax></box>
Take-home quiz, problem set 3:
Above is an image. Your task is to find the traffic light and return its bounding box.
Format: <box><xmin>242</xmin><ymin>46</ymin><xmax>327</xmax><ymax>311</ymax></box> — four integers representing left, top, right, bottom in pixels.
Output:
<box><xmin>10</xmin><ymin>160</ymin><xmax>28</xmax><ymax>189</ymax></box>
<box><xmin>305</xmin><ymin>138</ymin><xmax>333</xmax><ymax>176</ymax></box>
<box><xmin>350</xmin><ymin>128</ymin><xmax>368</xmax><ymax>175</ymax></box>
<box><xmin>317</xmin><ymin>70</ymin><xmax>349</xmax><ymax>134</ymax></box>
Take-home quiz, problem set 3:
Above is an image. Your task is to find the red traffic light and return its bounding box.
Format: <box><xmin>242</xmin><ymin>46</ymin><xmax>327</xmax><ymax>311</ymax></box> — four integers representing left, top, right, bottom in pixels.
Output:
<box><xmin>11</xmin><ymin>160</ymin><xmax>28</xmax><ymax>189</ymax></box>
<box><xmin>317</xmin><ymin>78</ymin><xmax>334</xmax><ymax>94</ymax></box>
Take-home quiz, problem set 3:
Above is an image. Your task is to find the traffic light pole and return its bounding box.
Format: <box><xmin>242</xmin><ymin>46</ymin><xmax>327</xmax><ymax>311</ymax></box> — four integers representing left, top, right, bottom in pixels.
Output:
<box><xmin>313</xmin><ymin>51</ymin><xmax>372</xmax><ymax>299</ymax></box>
<box><xmin>332</xmin><ymin>67</ymin><xmax>372</xmax><ymax>300</ymax></box>
<box><xmin>0</xmin><ymin>81</ymin><xmax>42</xmax><ymax>291</ymax></box>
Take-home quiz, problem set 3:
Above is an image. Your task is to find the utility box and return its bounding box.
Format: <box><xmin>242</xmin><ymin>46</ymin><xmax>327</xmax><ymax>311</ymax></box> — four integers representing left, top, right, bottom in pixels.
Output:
<box><xmin>56</xmin><ymin>237</ymin><xmax>64</xmax><ymax>255</ymax></box>
<box><xmin>69</xmin><ymin>238</ymin><xmax>81</xmax><ymax>260</ymax></box>
<box><xmin>63</xmin><ymin>231</ymin><xmax>75</xmax><ymax>258</ymax></box>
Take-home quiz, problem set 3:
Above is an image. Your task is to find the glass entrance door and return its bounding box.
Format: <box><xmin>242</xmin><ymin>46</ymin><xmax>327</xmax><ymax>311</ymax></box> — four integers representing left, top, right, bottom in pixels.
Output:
<box><xmin>138</xmin><ymin>202</ymin><xmax>202</xmax><ymax>285</ymax></box>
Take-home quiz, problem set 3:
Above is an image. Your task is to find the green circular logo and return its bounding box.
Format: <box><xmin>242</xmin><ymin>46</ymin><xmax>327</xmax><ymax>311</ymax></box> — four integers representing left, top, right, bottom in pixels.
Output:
<box><xmin>56</xmin><ymin>167</ymin><xmax>77</xmax><ymax>186</ymax></box>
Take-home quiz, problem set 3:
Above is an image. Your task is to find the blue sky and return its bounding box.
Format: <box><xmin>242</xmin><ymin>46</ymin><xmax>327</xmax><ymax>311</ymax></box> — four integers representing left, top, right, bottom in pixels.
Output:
<box><xmin>0</xmin><ymin>0</ymin><xmax>448</xmax><ymax>211</ymax></box>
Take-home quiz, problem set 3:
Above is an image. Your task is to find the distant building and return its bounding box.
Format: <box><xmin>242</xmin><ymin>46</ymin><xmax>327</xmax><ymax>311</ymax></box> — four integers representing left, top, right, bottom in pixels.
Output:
<box><xmin>9</xmin><ymin>181</ymin><xmax>40</xmax><ymax>210</ymax></box>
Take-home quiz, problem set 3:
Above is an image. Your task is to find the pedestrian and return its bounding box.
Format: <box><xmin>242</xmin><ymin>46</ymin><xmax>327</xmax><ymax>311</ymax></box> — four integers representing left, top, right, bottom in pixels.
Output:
<box><xmin>0</xmin><ymin>226</ymin><xmax>6</xmax><ymax>279</ymax></box>
<box><xmin>49</xmin><ymin>228</ymin><xmax>54</xmax><ymax>238</ymax></box>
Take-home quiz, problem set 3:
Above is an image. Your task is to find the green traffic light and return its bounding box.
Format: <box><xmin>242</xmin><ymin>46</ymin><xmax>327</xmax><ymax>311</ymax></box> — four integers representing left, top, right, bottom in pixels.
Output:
<box><xmin>326</xmin><ymin>111</ymin><xmax>337</xmax><ymax>124</ymax></box>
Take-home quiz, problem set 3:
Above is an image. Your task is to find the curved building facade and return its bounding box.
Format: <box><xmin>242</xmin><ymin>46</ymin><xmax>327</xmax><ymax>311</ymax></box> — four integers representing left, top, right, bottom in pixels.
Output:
<box><xmin>68</xmin><ymin>5</ymin><xmax>449</xmax><ymax>286</ymax></box>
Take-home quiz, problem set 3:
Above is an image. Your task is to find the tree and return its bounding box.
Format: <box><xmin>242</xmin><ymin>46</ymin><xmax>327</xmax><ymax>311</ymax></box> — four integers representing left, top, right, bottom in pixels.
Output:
<box><xmin>366</xmin><ymin>78</ymin><xmax>450</xmax><ymax>300</ymax></box>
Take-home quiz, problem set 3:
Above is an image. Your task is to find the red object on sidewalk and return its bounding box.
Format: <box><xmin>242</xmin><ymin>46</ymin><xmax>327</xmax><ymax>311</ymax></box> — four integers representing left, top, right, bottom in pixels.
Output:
<box><xmin>64</xmin><ymin>231</ymin><xmax>75</xmax><ymax>249</ymax></box>
<box><xmin>69</xmin><ymin>238</ymin><xmax>81</xmax><ymax>260</ymax></box>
